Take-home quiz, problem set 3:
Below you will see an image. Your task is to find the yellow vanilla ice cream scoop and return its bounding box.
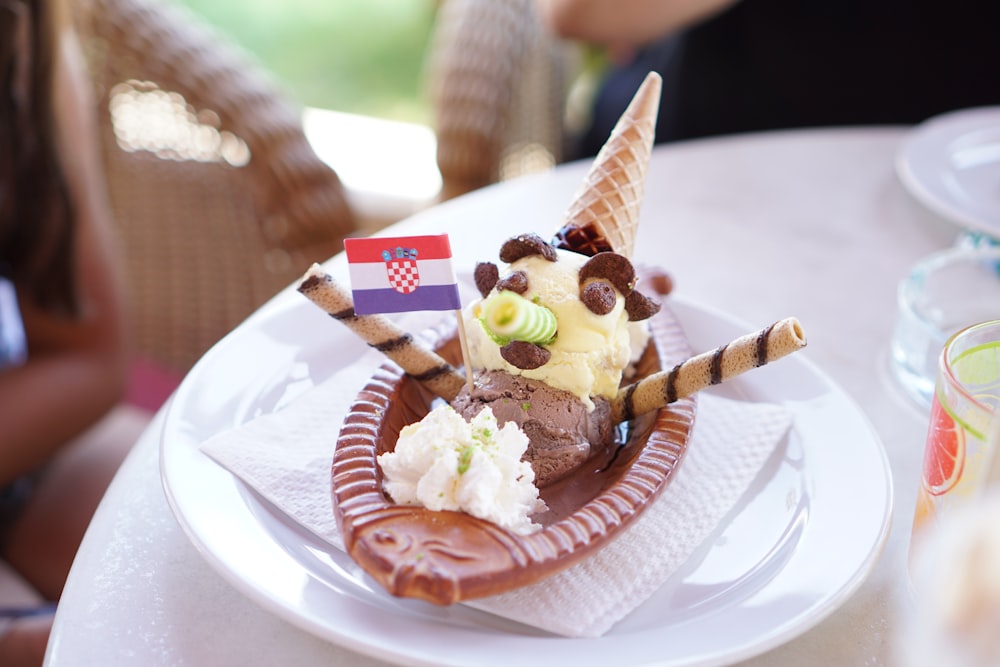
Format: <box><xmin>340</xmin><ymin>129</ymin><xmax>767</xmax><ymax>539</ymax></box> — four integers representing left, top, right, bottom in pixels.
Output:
<box><xmin>465</xmin><ymin>249</ymin><xmax>633</xmax><ymax>410</ymax></box>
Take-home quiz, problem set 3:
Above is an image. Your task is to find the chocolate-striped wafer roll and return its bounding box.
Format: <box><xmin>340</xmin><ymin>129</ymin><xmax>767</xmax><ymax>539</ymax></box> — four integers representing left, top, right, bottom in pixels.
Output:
<box><xmin>612</xmin><ymin>317</ymin><xmax>806</xmax><ymax>423</ymax></box>
<box><xmin>298</xmin><ymin>264</ymin><xmax>467</xmax><ymax>402</ymax></box>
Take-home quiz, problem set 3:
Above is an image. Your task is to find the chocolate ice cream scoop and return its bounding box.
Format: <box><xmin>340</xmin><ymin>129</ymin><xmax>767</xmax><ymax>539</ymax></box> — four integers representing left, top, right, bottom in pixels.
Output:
<box><xmin>451</xmin><ymin>371</ymin><xmax>613</xmax><ymax>487</ymax></box>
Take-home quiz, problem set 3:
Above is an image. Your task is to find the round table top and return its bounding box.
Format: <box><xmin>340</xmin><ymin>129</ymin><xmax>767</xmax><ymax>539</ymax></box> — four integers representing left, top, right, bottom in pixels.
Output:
<box><xmin>46</xmin><ymin>126</ymin><xmax>962</xmax><ymax>666</ymax></box>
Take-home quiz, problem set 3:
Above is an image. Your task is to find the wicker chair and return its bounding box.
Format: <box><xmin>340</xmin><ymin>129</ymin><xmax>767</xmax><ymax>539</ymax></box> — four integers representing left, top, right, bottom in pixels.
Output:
<box><xmin>72</xmin><ymin>0</ymin><xmax>357</xmax><ymax>392</ymax></box>
<box><xmin>426</xmin><ymin>0</ymin><xmax>580</xmax><ymax>201</ymax></box>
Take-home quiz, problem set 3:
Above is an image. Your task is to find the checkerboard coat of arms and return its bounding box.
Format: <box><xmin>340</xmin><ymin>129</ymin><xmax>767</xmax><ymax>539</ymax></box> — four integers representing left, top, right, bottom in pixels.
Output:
<box><xmin>344</xmin><ymin>234</ymin><xmax>460</xmax><ymax>315</ymax></box>
<box><xmin>382</xmin><ymin>247</ymin><xmax>419</xmax><ymax>294</ymax></box>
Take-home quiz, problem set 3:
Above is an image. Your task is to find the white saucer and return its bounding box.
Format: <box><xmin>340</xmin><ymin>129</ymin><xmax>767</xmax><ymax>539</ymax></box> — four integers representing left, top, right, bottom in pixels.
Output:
<box><xmin>896</xmin><ymin>106</ymin><xmax>1000</xmax><ymax>234</ymax></box>
<box><xmin>160</xmin><ymin>285</ymin><xmax>893</xmax><ymax>667</ymax></box>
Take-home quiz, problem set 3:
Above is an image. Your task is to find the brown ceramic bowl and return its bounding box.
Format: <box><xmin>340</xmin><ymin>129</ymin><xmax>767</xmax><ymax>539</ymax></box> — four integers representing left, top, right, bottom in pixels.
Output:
<box><xmin>332</xmin><ymin>300</ymin><xmax>696</xmax><ymax>605</ymax></box>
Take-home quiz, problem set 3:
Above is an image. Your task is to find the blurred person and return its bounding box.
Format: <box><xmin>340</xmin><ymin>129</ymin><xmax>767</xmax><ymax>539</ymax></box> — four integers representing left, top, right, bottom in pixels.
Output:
<box><xmin>1</xmin><ymin>0</ymin><xmax>149</xmax><ymax>663</ymax></box>
<box><xmin>537</xmin><ymin>0</ymin><xmax>1000</xmax><ymax>157</ymax></box>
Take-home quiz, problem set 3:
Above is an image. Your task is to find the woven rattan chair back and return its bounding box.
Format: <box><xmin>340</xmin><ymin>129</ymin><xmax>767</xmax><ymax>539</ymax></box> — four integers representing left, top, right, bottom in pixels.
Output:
<box><xmin>73</xmin><ymin>0</ymin><xmax>356</xmax><ymax>376</ymax></box>
<box><xmin>427</xmin><ymin>0</ymin><xmax>579</xmax><ymax>201</ymax></box>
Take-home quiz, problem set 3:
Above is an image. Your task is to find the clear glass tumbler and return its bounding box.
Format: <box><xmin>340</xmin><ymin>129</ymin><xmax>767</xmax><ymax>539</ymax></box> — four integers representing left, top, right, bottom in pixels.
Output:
<box><xmin>890</xmin><ymin>246</ymin><xmax>1000</xmax><ymax>409</ymax></box>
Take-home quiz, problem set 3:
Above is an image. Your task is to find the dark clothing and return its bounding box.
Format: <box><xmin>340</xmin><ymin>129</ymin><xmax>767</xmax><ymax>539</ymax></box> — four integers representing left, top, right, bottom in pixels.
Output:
<box><xmin>578</xmin><ymin>0</ymin><xmax>1000</xmax><ymax>157</ymax></box>
<box><xmin>0</xmin><ymin>474</ymin><xmax>36</xmax><ymax>547</ymax></box>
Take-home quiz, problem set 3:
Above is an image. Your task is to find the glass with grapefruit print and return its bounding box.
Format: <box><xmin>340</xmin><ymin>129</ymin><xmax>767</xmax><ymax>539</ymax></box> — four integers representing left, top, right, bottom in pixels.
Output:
<box><xmin>911</xmin><ymin>321</ymin><xmax>1000</xmax><ymax>543</ymax></box>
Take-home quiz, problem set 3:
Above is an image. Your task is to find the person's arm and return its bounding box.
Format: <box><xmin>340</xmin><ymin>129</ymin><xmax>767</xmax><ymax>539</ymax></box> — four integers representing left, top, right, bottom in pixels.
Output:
<box><xmin>535</xmin><ymin>0</ymin><xmax>739</xmax><ymax>47</ymax></box>
<box><xmin>0</xmin><ymin>28</ymin><xmax>129</xmax><ymax>484</ymax></box>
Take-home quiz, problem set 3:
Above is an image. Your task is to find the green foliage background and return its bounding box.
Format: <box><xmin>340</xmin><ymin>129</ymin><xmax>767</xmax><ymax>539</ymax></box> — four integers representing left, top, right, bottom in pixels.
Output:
<box><xmin>176</xmin><ymin>0</ymin><xmax>437</xmax><ymax>123</ymax></box>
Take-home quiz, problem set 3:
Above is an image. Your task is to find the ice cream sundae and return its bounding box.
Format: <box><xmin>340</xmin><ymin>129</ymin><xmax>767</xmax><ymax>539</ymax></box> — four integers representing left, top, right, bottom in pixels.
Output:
<box><xmin>294</xmin><ymin>71</ymin><xmax>807</xmax><ymax>603</ymax></box>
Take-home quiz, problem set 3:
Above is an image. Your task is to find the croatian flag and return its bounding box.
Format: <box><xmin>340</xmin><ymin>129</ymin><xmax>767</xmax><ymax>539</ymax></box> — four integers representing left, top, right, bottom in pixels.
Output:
<box><xmin>344</xmin><ymin>234</ymin><xmax>462</xmax><ymax>315</ymax></box>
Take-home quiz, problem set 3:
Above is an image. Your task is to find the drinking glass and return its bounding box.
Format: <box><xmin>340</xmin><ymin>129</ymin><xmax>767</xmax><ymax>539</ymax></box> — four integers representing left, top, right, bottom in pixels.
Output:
<box><xmin>889</xmin><ymin>246</ymin><xmax>1000</xmax><ymax>409</ymax></box>
<box><xmin>911</xmin><ymin>320</ymin><xmax>1000</xmax><ymax>538</ymax></box>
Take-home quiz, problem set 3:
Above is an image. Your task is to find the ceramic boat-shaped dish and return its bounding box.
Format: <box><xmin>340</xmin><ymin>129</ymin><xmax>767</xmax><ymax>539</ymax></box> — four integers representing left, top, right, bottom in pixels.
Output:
<box><xmin>332</xmin><ymin>300</ymin><xmax>696</xmax><ymax>605</ymax></box>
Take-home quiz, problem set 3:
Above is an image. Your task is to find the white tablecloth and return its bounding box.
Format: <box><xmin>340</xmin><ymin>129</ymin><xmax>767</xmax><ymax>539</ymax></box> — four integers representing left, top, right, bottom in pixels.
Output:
<box><xmin>45</xmin><ymin>127</ymin><xmax>960</xmax><ymax>666</ymax></box>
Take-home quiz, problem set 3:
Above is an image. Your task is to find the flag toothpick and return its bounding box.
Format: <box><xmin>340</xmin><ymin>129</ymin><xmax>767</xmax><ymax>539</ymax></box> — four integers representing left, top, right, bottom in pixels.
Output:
<box><xmin>303</xmin><ymin>233</ymin><xmax>475</xmax><ymax>398</ymax></box>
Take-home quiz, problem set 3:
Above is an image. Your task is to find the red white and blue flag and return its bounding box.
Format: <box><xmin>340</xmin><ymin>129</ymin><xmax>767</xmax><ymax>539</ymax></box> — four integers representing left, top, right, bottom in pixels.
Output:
<box><xmin>344</xmin><ymin>234</ymin><xmax>461</xmax><ymax>315</ymax></box>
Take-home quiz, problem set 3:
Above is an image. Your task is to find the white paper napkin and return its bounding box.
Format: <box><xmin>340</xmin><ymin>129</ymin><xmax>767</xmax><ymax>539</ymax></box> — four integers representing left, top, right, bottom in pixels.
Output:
<box><xmin>201</xmin><ymin>366</ymin><xmax>792</xmax><ymax>637</ymax></box>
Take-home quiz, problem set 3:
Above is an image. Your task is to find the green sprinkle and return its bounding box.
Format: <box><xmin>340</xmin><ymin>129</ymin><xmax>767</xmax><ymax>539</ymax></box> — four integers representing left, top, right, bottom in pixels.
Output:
<box><xmin>457</xmin><ymin>445</ymin><xmax>475</xmax><ymax>474</ymax></box>
<box><xmin>521</xmin><ymin>402</ymin><xmax>531</xmax><ymax>412</ymax></box>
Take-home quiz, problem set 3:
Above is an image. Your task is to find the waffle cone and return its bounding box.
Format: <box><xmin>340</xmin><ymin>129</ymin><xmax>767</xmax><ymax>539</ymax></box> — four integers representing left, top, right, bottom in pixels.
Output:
<box><xmin>553</xmin><ymin>71</ymin><xmax>661</xmax><ymax>258</ymax></box>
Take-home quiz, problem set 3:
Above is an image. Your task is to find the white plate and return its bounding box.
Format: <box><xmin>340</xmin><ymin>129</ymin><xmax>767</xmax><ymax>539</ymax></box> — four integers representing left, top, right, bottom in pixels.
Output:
<box><xmin>160</xmin><ymin>286</ymin><xmax>892</xmax><ymax>667</ymax></box>
<box><xmin>896</xmin><ymin>106</ymin><xmax>1000</xmax><ymax>234</ymax></box>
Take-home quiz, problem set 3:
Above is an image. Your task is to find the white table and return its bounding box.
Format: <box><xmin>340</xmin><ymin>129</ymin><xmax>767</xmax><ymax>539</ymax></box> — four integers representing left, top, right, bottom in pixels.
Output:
<box><xmin>45</xmin><ymin>128</ymin><xmax>960</xmax><ymax>666</ymax></box>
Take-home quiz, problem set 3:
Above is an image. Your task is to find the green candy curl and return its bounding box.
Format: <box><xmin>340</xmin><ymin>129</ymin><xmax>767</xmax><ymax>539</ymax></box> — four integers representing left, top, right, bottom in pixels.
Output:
<box><xmin>480</xmin><ymin>291</ymin><xmax>557</xmax><ymax>345</ymax></box>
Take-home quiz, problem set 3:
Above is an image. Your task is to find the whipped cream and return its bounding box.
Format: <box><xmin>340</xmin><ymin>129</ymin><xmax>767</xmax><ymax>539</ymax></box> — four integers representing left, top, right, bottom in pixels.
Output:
<box><xmin>378</xmin><ymin>405</ymin><xmax>546</xmax><ymax>535</ymax></box>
